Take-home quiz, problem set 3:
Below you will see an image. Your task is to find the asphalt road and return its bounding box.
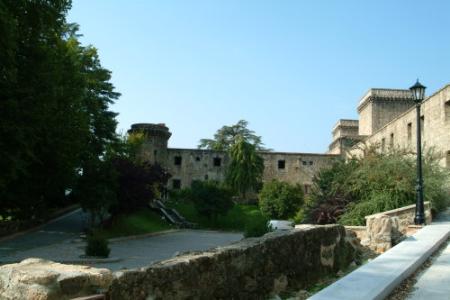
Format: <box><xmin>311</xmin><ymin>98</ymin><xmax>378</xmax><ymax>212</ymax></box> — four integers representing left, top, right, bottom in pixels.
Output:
<box><xmin>0</xmin><ymin>209</ymin><xmax>243</xmax><ymax>271</ymax></box>
<box><xmin>0</xmin><ymin>208</ymin><xmax>88</xmax><ymax>257</ymax></box>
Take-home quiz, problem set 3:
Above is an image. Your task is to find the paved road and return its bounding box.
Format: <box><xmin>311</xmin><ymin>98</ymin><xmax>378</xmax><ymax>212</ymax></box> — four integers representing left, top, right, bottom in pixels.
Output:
<box><xmin>0</xmin><ymin>209</ymin><xmax>243</xmax><ymax>271</ymax></box>
<box><xmin>0</xmin><ymin>230</ymin><xmax>243</xmax><ymax>271</ymax></box>
<box><xmin>0</xmin><ymin>208</ymin><xmax>88</xmax><ymax>257</ymax></box>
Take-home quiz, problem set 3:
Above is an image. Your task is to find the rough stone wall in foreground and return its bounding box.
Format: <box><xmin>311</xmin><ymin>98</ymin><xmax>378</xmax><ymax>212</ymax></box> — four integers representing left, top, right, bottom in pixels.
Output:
<box><xmin>345</xmin><ymin>202</ymin><xmax>432</xmax><ymax>253</ymax></box>
<box><xmin>107</xmin><ymin>225</ymin><xmax>355</xmax><ymax>300</ymax></box>
<box><xmin>0</xmin><ymin>258</ymin><xmax>113</xmax><ymax>300</ymax></box>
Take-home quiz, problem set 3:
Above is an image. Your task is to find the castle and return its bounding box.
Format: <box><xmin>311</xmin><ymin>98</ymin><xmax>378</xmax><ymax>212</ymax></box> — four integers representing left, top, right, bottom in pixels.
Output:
<box><xmin>329</xmin><ymin>83</ymin><xmax>450</xmax><ymax>169</ymax></box>
<box><xmin>129</xmin><ymin>83</ymin><xmax>450</xmax><ymax>193</ymax></box>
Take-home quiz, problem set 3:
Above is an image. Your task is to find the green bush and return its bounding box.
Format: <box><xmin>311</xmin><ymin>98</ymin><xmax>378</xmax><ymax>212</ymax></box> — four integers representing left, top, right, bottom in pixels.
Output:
<box><xmin>259</xmin><ymin>180</ymin><xmax>304</xmax><ymax>219</ymax></box>
<box><xmin>188</xmin><ymin>181</ymin><xmax>234</xmax><ymax>220</ymax></box>
<box><xmin>85</xmin><ymin>233</ymin><xmax>110</xmax><ymax>258</ymax></box>
<box><xmin>244</xmin><ymin>216</ymin><xmax>270</xmax><ymax>238</ymax></box>
<box><xmin>293</xmin><ymin>208</ymin><xmax>306</xmax><ymax>224</ymax></box>
<box><xmin>305</xmin><ymin>148</ymin><xmax>450</xmax><ymax>226</ymax></box>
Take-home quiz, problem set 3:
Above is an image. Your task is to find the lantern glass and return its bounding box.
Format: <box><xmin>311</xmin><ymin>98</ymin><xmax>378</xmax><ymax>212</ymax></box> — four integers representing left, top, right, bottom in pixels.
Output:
<box><xmin>410</xmin><ymin>80</ymin><xmax>426</xmax><ymax>102</ymax></box>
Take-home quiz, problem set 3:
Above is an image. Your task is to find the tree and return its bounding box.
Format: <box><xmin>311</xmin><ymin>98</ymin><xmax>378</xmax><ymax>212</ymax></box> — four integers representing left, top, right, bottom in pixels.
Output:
<box><xmin>72</xmin><ymin>159</ymin><xmax>118</xmax><ymax>227</ymax></box>
<box><xmin>188</xmin><ymin>181</ymin><xmax>234</xmax><ymax>220</ymax></box>
<box><xmin>110</xmin><ymin>159</ymin><xmax>171</xmax><ymax>217</ymax></box>
<box><xmin>226</xmin><ymin>138</ymin><xmax>264</xmax><ymax>199</ymax></box>
<box><xmin>0</xmin><ymin>0</ymin><xmax>120</xmax><ymax>220</ymax></box>
<box><xmin>259</xmin><ymin>180</ymin><xmax>304</xmax><ymax>219</ymax></box>
<box><xmin>198</xmin><ymin>120</ymin><xmax>269</xmax><ymax>151</ymax></box>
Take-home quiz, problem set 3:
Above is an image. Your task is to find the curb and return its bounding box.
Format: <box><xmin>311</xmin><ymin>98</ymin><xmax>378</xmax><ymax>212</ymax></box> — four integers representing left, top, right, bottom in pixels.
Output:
<box><xmin>309</xmin><ymin>221</ymin><xmax>450</xmax><ymax>300</ymax></box>
<box><xmin>108</xmin><ymin>229</ymin><xmax>181</xmax><ymax>243</ymax></box>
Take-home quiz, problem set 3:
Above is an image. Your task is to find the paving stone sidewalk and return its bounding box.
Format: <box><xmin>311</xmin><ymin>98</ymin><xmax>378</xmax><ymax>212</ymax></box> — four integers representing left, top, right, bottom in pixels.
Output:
<box><xmin>407</xmin><ymin>209</ymin><xmax>450</xmax><ymax>300</ymax></box>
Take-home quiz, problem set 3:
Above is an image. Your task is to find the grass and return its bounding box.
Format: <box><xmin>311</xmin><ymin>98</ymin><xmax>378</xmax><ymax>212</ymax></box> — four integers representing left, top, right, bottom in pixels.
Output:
<box><xmin>97</xmin><ymin>209</ymin><xmax>173</xmax><ymax>239</ymax></box>
<box><xmin>168</xmin><ymin>201</ymin><xmax>267</xmax><ymax>232</ymax></box>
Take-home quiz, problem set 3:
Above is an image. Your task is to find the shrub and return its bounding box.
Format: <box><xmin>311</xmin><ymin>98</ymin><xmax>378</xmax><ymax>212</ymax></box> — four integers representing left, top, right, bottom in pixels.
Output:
<box><xmin>259</xmin><ymin>180</ymin><xmax>304</xmax><ymax>219</ymax></box>
<box><xmin>109</xmin><ymin>159</ymin><xmax>171</xmax><ymax>217</ymax></box>
<box><xmin>303</xmin><ymin>159</ymin><xmax>356</xmax><ymax>224</ymax></box>
<box><xmin>73</xmin><ymin>159</ymin><xmax>118</xmax><ymax>227</ymax></box>
<box><xmin>244</xmin><ymin>216</ymin><xmax>270</xmax><ymax>238</ymax></box>
<box><xmin>305</xmin><ymin>148</ymin><xmax>450</xmax><ymax>226</ymax></box>
<box><xmin>189</xmin><ymin>181</ymin><xmax>234</xmax><ymax>220</ymax></box>
<box><xmin>85</xmin><ymin>233</ymin><xmax>110</xmax><ymax>258</ymax></box>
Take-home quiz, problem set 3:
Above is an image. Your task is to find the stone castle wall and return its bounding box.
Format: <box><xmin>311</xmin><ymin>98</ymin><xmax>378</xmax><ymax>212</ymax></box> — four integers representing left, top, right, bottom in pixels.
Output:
<box><xmin>357</xmin><ymin>89</ymin><xmax>415</xmax><ymax>136</ymax></box>
<box><xmin>164</xmin><ymin>148</ymin><xmax>337</xmax><ymax>191</ymax></box>
<box><xmin>259</xmin><ymin>152</ymin><xmax>336</xmax><ymax>188</ymax></box>
<box><xmin>166</xmin><ymin>148</ymin><xmax>229</xmax><ymax>189</ymax></box>
<box><xmin>350</xmin><ymin>85</ymin><xmax>450</xmax><ymax>168</ymax></box>
<box><xmin>130</xmin><ymin>124</ymin><xmax>339</xmax><ymax>192</ymax></box>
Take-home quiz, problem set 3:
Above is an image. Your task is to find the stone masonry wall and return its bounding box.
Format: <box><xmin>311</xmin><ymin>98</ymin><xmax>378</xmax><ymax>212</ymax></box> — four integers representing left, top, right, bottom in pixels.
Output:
<box><xmin>107</xmin><ymin>225</ymin><xmax>355</xmax><ymax>300</ymax></box>
<box><xmin>167</xmin><ymin>148</ymin><xmax>229</xmax><ymax>190</ymax></box>
<box><xmin>166</xmin><ymin>148</ymin><xmax>337</xmax><ymax>192</ymax></box>
<box><xmin>346</xmin><ymin>202</ymin><xmax>432</xmax><ymax>253</ymax></box>
<box><xmin>0</xmin><ymin>226</ymin><xmax>356</xmax><ymax>300</ymax></box>
<box><xmin>350</xmin><ymin>85</ymin><xmax>450</xmax><ymax>168</ymax></box>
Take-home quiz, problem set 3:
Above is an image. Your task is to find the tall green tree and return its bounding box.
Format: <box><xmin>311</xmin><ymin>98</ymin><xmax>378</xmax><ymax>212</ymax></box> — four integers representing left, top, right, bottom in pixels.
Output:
<box><xmin>226</xmin><ymin>138</ymin><xmax>264</xmax><ymax>199</ymax></box>
<box><xmin>0</xmin><ymin>0</ymin><xmax>119</xmax><ymax>220</ymax></box>
<box><xmin>198</xmin><ymin>120</ymin><xmax>269</xmax><ymax>151</ymax></box>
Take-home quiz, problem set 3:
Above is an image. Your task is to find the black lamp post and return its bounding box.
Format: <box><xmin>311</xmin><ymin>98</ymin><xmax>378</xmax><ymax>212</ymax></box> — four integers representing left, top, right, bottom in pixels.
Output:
<box><xmin>410</xmin><ymin>80</ymin><xmax>426</xmax><ymax>225</ymax></box>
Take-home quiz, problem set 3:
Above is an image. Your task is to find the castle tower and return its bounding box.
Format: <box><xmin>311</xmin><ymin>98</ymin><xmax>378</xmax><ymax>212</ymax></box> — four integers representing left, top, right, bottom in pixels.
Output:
<box><xmin>127</xmin><ymin>123</ymin><xmax>172</xmax><ymax>167</ymax></box>
<box><xmin>358</xmin><ymin>89</ymin><xmax>415</xmax><ymax>136</ymax></box>
<box><xmin>328</xmin><ymin>119</ymin><xmax>363</xmax><ymax>154</ymax></box>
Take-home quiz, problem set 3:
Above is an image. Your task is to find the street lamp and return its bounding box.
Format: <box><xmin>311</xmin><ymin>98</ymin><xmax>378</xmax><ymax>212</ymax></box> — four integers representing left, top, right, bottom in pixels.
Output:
<box><xmin>410</xmin><ymin>80</ymin><xmax>426</xmax><ymax>225</ymax></box>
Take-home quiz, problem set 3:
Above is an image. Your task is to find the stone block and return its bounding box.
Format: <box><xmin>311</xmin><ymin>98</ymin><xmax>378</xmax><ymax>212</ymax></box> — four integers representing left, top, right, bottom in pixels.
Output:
<box><xmin>0</xmin><ymin>258</ymin><xmax>112</xmax><ymax>300</ymax></box>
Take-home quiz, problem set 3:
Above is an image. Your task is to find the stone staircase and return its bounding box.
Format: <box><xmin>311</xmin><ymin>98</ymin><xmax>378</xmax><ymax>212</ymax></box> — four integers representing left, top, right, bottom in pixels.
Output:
<box><xmin>150</xmin><ymin>200</ymin><xmax>195</xmax><ymax>228</ymax></box>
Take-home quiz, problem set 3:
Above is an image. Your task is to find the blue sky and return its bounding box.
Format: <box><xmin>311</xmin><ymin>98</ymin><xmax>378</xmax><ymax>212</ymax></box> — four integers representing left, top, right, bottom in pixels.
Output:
<box><xmin>68</xmin><ymin>0</ymin><xmax>450</xmax><ymax>153</ymax></box>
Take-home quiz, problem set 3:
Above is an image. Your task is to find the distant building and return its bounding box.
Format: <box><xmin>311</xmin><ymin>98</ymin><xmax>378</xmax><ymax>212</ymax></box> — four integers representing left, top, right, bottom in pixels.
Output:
<box><xmin>128</xmin><ymin>123</ymin><xmax>337</xmax><ymax>194</ymax></box>
<box><xmin>129</xmin><ymin>83</ymin><xmax>450</xmax><ymax>194</ymax></box>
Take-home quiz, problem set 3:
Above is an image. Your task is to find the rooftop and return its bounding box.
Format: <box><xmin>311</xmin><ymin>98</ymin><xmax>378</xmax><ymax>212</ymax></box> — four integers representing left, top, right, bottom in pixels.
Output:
<box><xmin>357</xmin><ymin>88</ymin><xmax>414</xmax><ymax>112</ymax></box>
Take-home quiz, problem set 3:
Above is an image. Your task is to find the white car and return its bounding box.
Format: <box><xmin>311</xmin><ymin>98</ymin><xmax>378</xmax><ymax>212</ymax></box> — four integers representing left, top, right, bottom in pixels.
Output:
<box><xmin>268</xmin><ymin>220</ymin><xmax>295</xmax><ymax>231</ymax></box>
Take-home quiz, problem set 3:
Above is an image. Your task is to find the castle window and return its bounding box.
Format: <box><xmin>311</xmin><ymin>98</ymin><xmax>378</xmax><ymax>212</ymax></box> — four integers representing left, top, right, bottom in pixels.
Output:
<box><xmin>174</xmin><ymin>156</ymin><xmax>182</xmax><ymax>166</ymax></box>
<box><xmin>309</xmin><ymin>161</ymin><xmax>313</xmax><ymax>166</ymax></box>
<box><xmin>213</xmin><ymin>157</ymin><xmax>222</xmax><ymax>167</ymax></box>
<box><xmin>381</xmin><ymin>138</ymin><xmax>386</xmax><ymax>152</ymax></box>
<box><xmin>204</xmin><ymin>174</ymin><xmax>209</xmax><ymax>180</ymax></box>
<box><xmin>302</xmin><ymin>161</ymin><xmax>307</xmax><ymax>166</ymax></box>
<box><xmin>278</xmin><ymin>160</ymin><xmax>285</xmax><ymax>169</ymax></box>
<box><xmin>407</xmin><ymin>123</ymin><xmax>412</xmax><ymax>145</ymax></box>
<box><xmin>172</xmin><ymin>179</ymin><xmax>181</xmax><ymax>189</ymax></box>
<box><xmin>445</xmin><ymin>100</ymin><xmax>450</xmax><ymax>121</ymax></box>
<box><xmin>304</xmin><ymin>184</ymin><xmax>311</xmax><ymax>195</ymax></box>
<box><xmin>154</xmin><ymin>150</ymin><xmax>157</xmax><ymax>156</ymax></box>
<box><xmin>195</xmin><ymin>156</ymin><xmax>201</xmax><ymax>161</ymax></box>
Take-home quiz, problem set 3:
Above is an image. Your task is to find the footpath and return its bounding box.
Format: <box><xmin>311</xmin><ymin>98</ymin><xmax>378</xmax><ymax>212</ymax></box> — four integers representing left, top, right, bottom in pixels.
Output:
<box><xmin>407</xmin><ymin>210</ymin><xmax>450</xmax><ymax>300</ymax></box>
<box><xmin>310</xmin><ymin>208</ymin><xmax>450</xmax><ymax>300</ymax></box>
